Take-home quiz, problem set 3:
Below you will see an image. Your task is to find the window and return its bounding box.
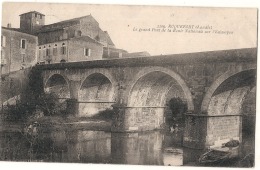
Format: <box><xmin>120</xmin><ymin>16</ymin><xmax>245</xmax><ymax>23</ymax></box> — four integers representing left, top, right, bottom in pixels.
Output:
<box><xmin>39</xmin><ymin>48</ymin><xmax>42</xmax><ymax>60</ymax></box>
<box><xmin>42</xmin><ymin>48</ymin><xmax>46</xmax><ymax>59</ymax></box>
<box><xmin>84</xmin><ymin>48</ymin><xmax>91</xmax><ymax>57</ymax></box>
<box><xmin>53</xmin><ymin>47</ymin><xmax>57</xmax><ymax>56</ymax></box>
<box><xmin>61</xmin><ymin>43</ymin><xmax>66</xmax><ymax>55</ymax></box>
<box><xmin>1</xmin><ymin>50</ymin><xmax>5</xmax><ymax>64</ymax></box>
<box><xmin>35</xmin><ymin>13</ymin><xmax>37</xmax><ymax>17</ymax></box>
<box><xmin>61</xmin><ymin>46</ymin><xmax>66</xmax><ymax>55</ymax></box>
<box><xmin>21</xmin><ymin>39</ymin><xmax>26</xmax><ymax>49</ymax></box>
<box><xmin>46</xmin><ymin>49</ymin><xmax>51</xmax><ymax>56</ymax></box>
<box><xmin>40</xmin><ymin>15</ymin><xmax>42</xmax><ymax>19</ymax></box>
<box><xmin>1</xmin><ymin>36</ymin><xmax>6</xmax><ymax>47</ymax></box>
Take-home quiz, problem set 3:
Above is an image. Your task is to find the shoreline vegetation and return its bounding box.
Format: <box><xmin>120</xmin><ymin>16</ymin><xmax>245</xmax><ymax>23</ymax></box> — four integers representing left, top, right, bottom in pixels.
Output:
<box><xmin>1</xmin><ymin>116</ymin><xmax>112</xmax><ymax>133</ymax></box>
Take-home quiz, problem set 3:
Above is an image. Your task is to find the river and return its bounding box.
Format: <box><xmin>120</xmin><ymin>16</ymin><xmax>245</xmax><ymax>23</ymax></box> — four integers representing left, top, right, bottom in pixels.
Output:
<box><xmin>0</xmin><ymin>126</ymin><xmax>254</xmax><ymax>167</ymax></box>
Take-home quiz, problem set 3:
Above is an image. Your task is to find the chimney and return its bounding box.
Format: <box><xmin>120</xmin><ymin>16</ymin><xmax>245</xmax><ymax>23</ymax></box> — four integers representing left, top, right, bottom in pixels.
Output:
<box><xmin>7</xmin><ymin>23</ymin><xmax>11</xmax><ymax>28</ymax></box>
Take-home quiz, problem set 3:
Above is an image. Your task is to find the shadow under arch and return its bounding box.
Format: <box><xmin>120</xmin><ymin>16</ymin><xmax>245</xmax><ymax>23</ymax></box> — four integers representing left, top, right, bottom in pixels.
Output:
<box><xmin>126</xmin><ymin>66</ymin><xmax>194</xmax><ymax>111</ymax></box>
<box><xmin>79</xmin><ymin>71</ymin><xmax>117</xmax><ymax>102</ymax></box>
<box><xmin>44</xmin><ymin>73</ymin><xmax>70</xmax><ymax>91</ymax></box>
<box><xmin>78</xmin><ymin>72</ymin><xmax>116</xmax><ymax>117</ymax></box>
<box><xmin>44</xmin><ymin>73</ymin><xmax>71</xmax><ymax>98</ymax></box>
<box><xmin>201</xmin><ymin>68</ymin><xmax>256</xmax><ymax>113</ymax></box>
<box><xmin>200</xmin><ymin>68</ymin><xmax>256</xmax><ymax>148</ymax></box>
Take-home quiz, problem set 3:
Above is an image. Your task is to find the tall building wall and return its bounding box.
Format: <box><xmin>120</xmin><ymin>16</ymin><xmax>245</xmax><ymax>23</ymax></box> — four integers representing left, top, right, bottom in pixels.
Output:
<box><xmin>37</xmin><ymin>24</ymin><xmax>81</xmax><ymax>45</ymax></box>
<box><xmin>79</xmin><ymin>16</ymin><xmax>100</xmax><ymax>40</ymax></box>
<box><xmin>68</xmin><ymin>37</ymin><xmax>103</xmax><ymax>61</ymax></box>
<box><xmin>20</xmin><ymin>11</ymin><xmax>45</xmax><ymax>34</ymax></box>
<box><xmin>38</xmin><ymin>40</ymin><xmax>68</xmax><ymax>63</ymax></box>
<box><xmin>37</xmin><ymin>36</ymin><xmax>103</xmax><ymax>64</ymax></box>
<box><xmin>1</xmin><ymin>28</ymin><xmax>38</xmax><ymax>74</ymax></box>
<box><xmin>36</xmin><ymin>15</ymin><xmax>115</xmax><ymax>49</ymax></box>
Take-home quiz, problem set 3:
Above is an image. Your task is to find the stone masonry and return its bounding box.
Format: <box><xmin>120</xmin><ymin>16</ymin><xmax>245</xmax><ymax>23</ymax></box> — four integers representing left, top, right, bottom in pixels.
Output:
<box><xmin>36</xmin><ymin>48</ymin><xmax>256</xmax><ymax>149</ymax></box>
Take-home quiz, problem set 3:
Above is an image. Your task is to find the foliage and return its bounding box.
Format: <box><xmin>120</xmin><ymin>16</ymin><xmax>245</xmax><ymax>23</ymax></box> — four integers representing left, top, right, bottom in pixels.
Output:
<box><xmin>28</xmin><ymin>67</ymin><xmax>44</xmax><ymax>98</ymax></box>
<box><xmin>2</xmin><ymin>92</ymin><xmax>64</xmax><ymax>122</ymax></box>
<box><xmin>36</xmin><ymin>92</ymin><xmax>63</xmax><ymax>116</ymax></box>
<box><xmin>1</xmin><ymin>68</ymin><xmax>67</xmax><ymax>121</ymax></box>
<box><xmin>167</xmin><ymin>97</ymin><xmax>187</xmax><ymax>125</ymax></box>
<box><xmin>2</xmin><ymin>102</ymin><xmax>29</xmax><ymax>122</ymax></box>
<box><xmin>167</xmin><ymin>97</ymin><xmax>188</xmax><ymax>117</ymax></box>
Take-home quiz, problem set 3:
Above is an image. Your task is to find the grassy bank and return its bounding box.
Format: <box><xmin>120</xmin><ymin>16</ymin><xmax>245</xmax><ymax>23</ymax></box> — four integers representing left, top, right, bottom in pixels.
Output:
<box><xmin>1</xmin><ymin>115</ymin><xmax>112</xmax><ymax>133</ymax></box>
<box><xmin>32</xmin><ymin>116</ymin><xmax>112</xmax><ymax>132</ymax></box>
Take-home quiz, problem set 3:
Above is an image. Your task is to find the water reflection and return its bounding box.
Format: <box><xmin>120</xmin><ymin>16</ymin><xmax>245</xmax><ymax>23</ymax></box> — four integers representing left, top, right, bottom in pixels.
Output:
<box><xmin>111</xmin><ymin>132</ymin><xmax>164</xmax><ymax>165</ymax></box>
<box><xmin>0</xmin><ymin>129</ymin><xmax>254</xmax><ymax>166</ymax></box>
<box><xmin>0</xmin><ymin>129</ymin><xmax>187</xmax><ymax>165</ymax></box>
<box><xmin>66</xmin><ymin>130</ymin><xmax>111</xmax><ymax>163</ymax></box>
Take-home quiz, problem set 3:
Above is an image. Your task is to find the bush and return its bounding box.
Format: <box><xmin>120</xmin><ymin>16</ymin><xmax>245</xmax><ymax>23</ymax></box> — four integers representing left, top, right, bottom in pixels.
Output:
<box><xmin>167</xmin><ymin>97</ymin><xmax>187</xmax><ymax>124</ymax></box>
<box><xmin>36</xmin><ymin>92</ymin><xmax>61</xmax><ymax>116</ymax></box>
<box><xmin>2</xmin><ymin>92</ymin><xmax>63</xmax><ymax>122</ymax></box>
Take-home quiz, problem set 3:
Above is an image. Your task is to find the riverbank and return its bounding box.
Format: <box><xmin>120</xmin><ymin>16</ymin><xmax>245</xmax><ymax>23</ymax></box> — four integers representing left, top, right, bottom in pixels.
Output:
<box><xmin>0</xmin><ymin>116</ymin><xmax>112</xmax><ymax>132</ymax></box>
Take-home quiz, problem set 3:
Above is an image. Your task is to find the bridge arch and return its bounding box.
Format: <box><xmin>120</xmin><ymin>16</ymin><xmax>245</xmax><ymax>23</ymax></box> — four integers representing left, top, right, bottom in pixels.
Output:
<box><xmin>201</xmin><ymin>67</ymin><xmax>256</xmax><ymax>112</ymax></box>
<box><xmin>122</xmin><ymin>67</ymin><xmax>194</xmax><ymax>131</ymax></box>
<box><xmin>78</xmin><ymin>71</ymin><xmax>116</xmax><ymax>117</ymax></box>
<box><xmin>200</xmin><ymin>67</ymin><xmax>256</xmax><ymax>147</ymax></box>
<box><xmin>127</xmin><ymin>67</ymin><xmax>194</xmax><ymax>111</ymax></box>
<box><xmin>44</xmin><ymin>73</ymin><xmax>70</xmax><ymax>98</ymax></box>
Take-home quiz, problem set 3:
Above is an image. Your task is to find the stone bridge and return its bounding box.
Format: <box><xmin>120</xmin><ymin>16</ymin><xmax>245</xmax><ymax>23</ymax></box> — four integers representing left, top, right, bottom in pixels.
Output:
<box><xmin>35</xmin><ymin>48</ymin><xmax>256</xmax><ymax>149</ymax></box>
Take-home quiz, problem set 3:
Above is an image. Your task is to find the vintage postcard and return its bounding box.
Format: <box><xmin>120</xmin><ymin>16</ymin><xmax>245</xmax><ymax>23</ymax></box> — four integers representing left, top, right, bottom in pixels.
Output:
<box><xmin>0</xmin><ymin>1</ymin><xmax>257</xmax><ymax>169</ymax></box>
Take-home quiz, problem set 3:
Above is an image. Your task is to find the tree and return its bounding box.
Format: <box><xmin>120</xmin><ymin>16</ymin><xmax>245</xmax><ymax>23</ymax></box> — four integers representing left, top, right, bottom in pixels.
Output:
<box><xmin>168</xmin><ymin>97</ymin><xmax>187</xmax><ymax>118</ymax></box>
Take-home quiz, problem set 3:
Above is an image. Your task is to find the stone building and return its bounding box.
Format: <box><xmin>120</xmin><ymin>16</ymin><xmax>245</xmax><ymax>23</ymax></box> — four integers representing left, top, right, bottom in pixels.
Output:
<box><xmin>1</xmin><ymin>11</ymin><xmax>150</xmax><ymax>66</ymax></box>
<box><xmin>29</xmin><ymin>11</ymin><xmax>118</xmax><ymax>63</ymax></box>
<box><xmin>37</xmin><ymin>35</ymin><xmax>104</xmax><ymax>63</ymax></box>
<box><xmin>1</xmin><ymin>26</ymin><xmax>37</xmax><ymax>107</ymax></box>
<box><xmin>35</xmin><ymin>14</ymin><xmax>115</xmax><ymax>48</ymax></box>
<box><xmin>1</xmin><ymin>26</ymin><xmax>38</xmax><ymax>74</ymax></box>
<box><xmin>19</xmin><ymin>11</ymin><xmax>45</xmax><ymax>34</ymax></box>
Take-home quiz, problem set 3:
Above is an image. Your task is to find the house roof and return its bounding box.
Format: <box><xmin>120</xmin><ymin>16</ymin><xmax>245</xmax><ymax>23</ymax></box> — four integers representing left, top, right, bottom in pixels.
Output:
<box><xmin>36</xmin><ymin>27</ymin><xmax>64</xmax><ymax>33</ymax></box>
<box><xmin>19</xmin><ymin>11</ymin><xmax>45</xmax><ymax>16</ymax></box>
<box><xmin>38</xmin><ymin>35</ymin><xmax>103</xmax><ymax>46</ymax></box>
<box><xmin>98</xmin><ymin>29</ymin><xmax>115</xmax><ymax>46</ymax></box>
<box><xmin>70</xmin><ymin>35</ymin><xmax>103</xmax><ymax>46</ymax></box>
<box><xmin>103</xmin><ymin>47</ymin><xmax>128</xmax><ymax>53</ymax></box>
<box><xmin>34</xmin><ymin>14</ymin><xmax>115</xmax><ymax>47</ymax></box>
<box><xmin>1</xmin><ymin>27</ymin><xmax>37</xmax><ymax>36</ymax></box>
<box><xmin>37</xmin><ymin>15</ymin><xmax>97</xmax><ymax>33</ymax></box>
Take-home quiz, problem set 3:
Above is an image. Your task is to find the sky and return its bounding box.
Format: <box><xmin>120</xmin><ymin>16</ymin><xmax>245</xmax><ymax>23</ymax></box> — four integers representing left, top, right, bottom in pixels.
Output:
<box><xmin>1</xmin><ymin>2</ymin><xmax>257</xmax><ymax>55</ymax></box>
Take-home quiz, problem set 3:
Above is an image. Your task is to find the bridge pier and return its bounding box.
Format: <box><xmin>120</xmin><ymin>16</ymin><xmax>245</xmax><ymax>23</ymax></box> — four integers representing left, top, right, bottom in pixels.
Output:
<box><xmin>66</xmin><ymin>80</ymin><xmax>81</xmax><ymax>116</ymax></box>
<box><xmin>182</xmin><ymin>113</ymin><xmax>242</xmax><ymax>150</ymax></box>
<box><xmin>183</xmin><ymin>114</ymin><xmax>208</xmax><ymax>149</ymax></box>
<box><xmin>111</xmin><ymin>106</ymin><xmax>165</xmax><ymax>132</ymax></box>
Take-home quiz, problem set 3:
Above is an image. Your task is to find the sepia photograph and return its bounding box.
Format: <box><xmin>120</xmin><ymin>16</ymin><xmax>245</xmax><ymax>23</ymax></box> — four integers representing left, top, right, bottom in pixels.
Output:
<box><xmin>0</xmin><ymin>1</ymin><xmax>257</xmax><ymax>169</ymax></box>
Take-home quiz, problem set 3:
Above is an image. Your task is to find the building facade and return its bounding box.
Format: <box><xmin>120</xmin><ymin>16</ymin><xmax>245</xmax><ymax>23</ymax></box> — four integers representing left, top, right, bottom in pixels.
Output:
<box><xmin>1</xmin><ymin>27</ymin><xmax>37</xmax><ymax>107</ymax></box>
<box><xmin>1</xmin><ymin>10</ymin><xmax>152</xmax><ymax>70</ymax></box>
<box><xmin>38</xmin><ymin>36</ymin><xmax>104</xmax><ymax>63</ymax></box>
<box><xmin>20</xmin><ymin>11</ymin><xmax>45</xmax><ymax>34</ymax></box>
<box><xmin>1</xmin><ymin>27</ymin><xmax>38</xmax><ymax>74</ymax></box>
